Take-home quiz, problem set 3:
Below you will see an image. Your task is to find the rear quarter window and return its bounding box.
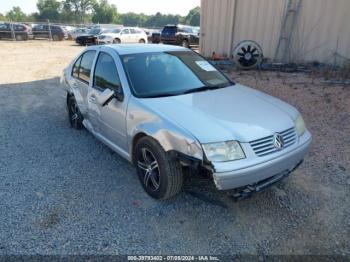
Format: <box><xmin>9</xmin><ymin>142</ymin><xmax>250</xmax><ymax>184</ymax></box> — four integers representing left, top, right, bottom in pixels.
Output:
<box><xmin>71</xmin><ymin>51</ymin><xmax>96</xmax><ymax>83</ymax></box>
<box><xmin>78</xmin><ymin>51</ymin><xmax>96</xmax><ymax>83</ymax></box>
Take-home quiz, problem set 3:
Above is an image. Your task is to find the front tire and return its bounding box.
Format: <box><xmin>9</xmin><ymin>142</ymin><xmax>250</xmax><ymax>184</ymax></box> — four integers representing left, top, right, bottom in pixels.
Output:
<box><xmin>67</xmin><ymin>95</ymin><xmax>83</xmax><ymax>130</ymax></box>
<box><xmin>15</xmin><ymin>34</ymin><xmax>23</xmax><ymax>41</ymax></box>
<box><xmin>182</xmin><ymin>39</ymin><xmax>189</xmax><ymax>48</ymax></box>
<box><xmin>139</xmin><ymin>39</ymin><xmax>145</xmax><ymax>43</ymax></box>
<box><xmin>135</xmin><ymin>137</ymin><xmax>183</xmax><ymax>200</ymax></box>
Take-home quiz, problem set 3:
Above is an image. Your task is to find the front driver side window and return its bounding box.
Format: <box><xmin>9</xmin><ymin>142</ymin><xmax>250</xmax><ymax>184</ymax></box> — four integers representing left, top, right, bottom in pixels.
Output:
<box><xmin>94</xmin><ymin>52</ymin><xmax>121</xmax><ymax>91</ymax></box>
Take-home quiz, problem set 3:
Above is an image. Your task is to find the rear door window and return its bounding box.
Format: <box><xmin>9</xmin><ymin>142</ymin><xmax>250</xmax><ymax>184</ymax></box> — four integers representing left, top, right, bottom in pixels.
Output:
<box><xmin>93</xmin><ymin>52</ymin><xmax>121</xmax><ymax>91</ymax></box>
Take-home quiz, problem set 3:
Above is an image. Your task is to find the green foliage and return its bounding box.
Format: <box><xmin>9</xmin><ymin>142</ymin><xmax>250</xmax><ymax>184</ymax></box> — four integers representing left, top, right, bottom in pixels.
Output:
<box><xmin>36</xmin><ymin>0</ymin><xmax>60</xmax><ymax>21</ymax></box>
<box><xmin>118</xmin><ymin>12</ymin><xmax>185</xmax><ymax>28</ymax></box>
<box><xmin>92</xmin><ymin>0</ymin><xmax>118</xmax><ymax>24</ymax></box>
<box><xmin>185</xmin><ymin>6</ymin><xmax>200</xmax><ymax>26</ymax></box>
<box><xmin>6</xmin><ymin>7</ymin><xmax>27</xmax><ymax>22</ymax></box>
<box><xmin>63</xmin><ymin>0</ymin><xmax>95</xmax><ymax>23</ymax></box>
<box><xmin>4</xmin><ymin>0</ymin><xmax>200</xmax><ymax>27</ymax></box>
<box><xmin>0</xmin><ymin>13</ymin><xmax>6</xmax><ymax>21</ymax></box>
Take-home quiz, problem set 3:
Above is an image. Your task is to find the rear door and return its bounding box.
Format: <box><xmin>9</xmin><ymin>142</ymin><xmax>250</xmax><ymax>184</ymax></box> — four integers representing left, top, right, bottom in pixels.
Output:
<box><xmin>70</xmin><ymin>50</ymin><xmax>96</xmax><ymax>114</ymax></box>
<box><xmin>87</xmin><ymin>51</ymin><xmax>128</xmax><ymax>151</ymax></box>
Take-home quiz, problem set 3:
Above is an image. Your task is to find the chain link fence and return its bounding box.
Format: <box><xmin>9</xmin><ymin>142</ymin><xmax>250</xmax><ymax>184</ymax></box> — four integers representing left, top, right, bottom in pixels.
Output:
<box><xmin>0</xmin><ymin>19</ymin><xmax>97</xmax><ymax>41</ymax></box>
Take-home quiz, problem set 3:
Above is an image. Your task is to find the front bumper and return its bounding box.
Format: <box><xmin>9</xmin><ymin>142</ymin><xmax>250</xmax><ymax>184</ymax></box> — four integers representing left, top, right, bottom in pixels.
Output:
<box><xmin>97</xmin><ymin>39</ymin><xmax>112</xmax><ymax>44</ymax></box>
<box><xmin>212</xmin><ymin>130</ymin><xmax>312</xmax><ymax>190</ymax></box>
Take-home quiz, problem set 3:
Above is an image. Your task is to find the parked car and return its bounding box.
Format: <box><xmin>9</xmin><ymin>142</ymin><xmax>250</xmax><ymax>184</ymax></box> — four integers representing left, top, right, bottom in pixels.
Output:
<box><xmin>97</xmin><ymin>27</ymin><xmax>148</xmax><ymax>44</ymax></box>
<box><xmin>161</xmin><ymin>24</ymin><xmax>199</xmax><ymax>47</ymax></box>
<box><xmin>75</xmin><ymin>27</ymin><xmax>108</xmax><ymax>45</ymax></box>
<box><xmin>151</xmin><ymin>32</ymin><xmax>161</xmax><ymax>43</ymax></box>
<box><xmin>0</xmin><ymin>23</ymin><xmax>33</xmax><ymax>41</ymax></box>
<box><xmin>61</xmin><ymin>44</ymin><xmax>312</xmax><ymax>200</ymax></box>
<box><xmin>68</xmin><ymin>27</ymin><xmax>89</xmax><ymax>40</ymax></box>
<box><xmin>142</xmin><ymin>28</ymin><xmax>160</xmax><ymax>43</ymax></box>
<box><xmin>32</xmin><ymin>24</ymin><xmax>67</xmax><ymax>41</ymax></box>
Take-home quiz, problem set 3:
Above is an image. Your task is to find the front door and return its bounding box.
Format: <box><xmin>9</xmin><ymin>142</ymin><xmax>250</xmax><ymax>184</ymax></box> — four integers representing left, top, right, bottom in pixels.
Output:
<box><xmin>87</xmin><ymin>51</ymin><xmax>128</xmax><ymax>151</ymax></box>
<box><xmin>120</xmin><ymin>29</ymin><xmax>131</xmax><ymax>43</ymax></box>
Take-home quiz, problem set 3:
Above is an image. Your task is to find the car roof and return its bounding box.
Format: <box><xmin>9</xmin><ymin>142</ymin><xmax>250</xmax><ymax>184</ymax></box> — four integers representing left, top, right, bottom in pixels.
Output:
<box><xmin>100</xmin><ymin>44</ymin><xmax>189</xmax><ymax>55</ymax></box>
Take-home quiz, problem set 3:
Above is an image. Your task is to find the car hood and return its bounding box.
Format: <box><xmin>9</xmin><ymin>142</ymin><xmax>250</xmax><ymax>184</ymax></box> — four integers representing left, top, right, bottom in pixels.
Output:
<box><xmin>140</xmin><ymin>84</ymin><xmax>299</xmax><ymax>143</ymax></box>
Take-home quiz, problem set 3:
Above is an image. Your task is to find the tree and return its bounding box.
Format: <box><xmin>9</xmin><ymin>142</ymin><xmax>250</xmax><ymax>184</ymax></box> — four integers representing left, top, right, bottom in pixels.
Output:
<box><xmin>92</xmin><ymin>0</ymin><xmax>118</xmax><ymax>24</ymax></box>
<box><xmin>185</xmin><ymin>6</ymin><xmax>200</xmax><ymax>26</ymax></box>
<box><xmin>0</xmin><ymin>13</ymin><xmax>6</xmax><ymax>21</ymax></box>
<box><xmin>36</xmin><ymin>0</ymin><xmax>61</xmax><ymax>21</ymax></box>
<box><xmin>64</xmin><ymin>0</ymin><xmax>95</xmax><ymax>23</ymax></box>
<box><xmin>6</xmin><ymin>7</ymin><xmax>27</xmax><ymax>22</ymax></box>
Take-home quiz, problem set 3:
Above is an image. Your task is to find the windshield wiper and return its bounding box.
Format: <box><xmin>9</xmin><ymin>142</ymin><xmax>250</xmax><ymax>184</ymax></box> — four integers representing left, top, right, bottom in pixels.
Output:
<box><xmin>142</xmin><ymin>92</ymin><xmax>181</xmax><ymax>98</ymax></box>
<box><xmin>141</xmin><ymin>84</ymin><xmax>231</xmax><ymax>98</ymax></box>
<box><xmin>181</xmin><ymin>84</ymin><xmax>229</xmax><ymax>95</ymax></box>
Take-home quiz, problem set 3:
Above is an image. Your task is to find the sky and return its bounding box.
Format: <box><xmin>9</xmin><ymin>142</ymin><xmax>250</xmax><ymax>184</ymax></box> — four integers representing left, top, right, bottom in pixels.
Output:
<box><xmin>0</xmin><ymin>0</ymin><xmax>200</xmax><ymax>16</ymax></box>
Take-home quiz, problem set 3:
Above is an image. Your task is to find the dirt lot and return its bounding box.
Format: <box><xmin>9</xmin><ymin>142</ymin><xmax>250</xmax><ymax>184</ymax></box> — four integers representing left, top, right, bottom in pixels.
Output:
<box><xmin>0</xmin><ymin>40</ymin><xmax>349</xmax><ymax>256</ymax></box>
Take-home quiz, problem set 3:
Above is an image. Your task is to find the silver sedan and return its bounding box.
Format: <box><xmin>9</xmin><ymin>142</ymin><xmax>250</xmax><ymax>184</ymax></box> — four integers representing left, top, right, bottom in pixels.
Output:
<box><xmin>61</xmin><ymin>44</ymin><xmax>312</xmax><ymax>200</ymax></box>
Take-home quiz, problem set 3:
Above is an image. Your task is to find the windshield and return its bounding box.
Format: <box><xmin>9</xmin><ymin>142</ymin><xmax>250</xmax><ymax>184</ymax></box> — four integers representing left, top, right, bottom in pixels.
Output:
<box><xmin>121</xmin><ymin>51</ymin><xmax>232</xmax><ymax>98</ymax></box>
<box><xmin>88</xmin><ymin>28</ymin><xmax>100</xmax><ymax>35</ymax></box>
<box><xmin>112</xmin><ymin>28</ymin><xmax>121</xmax><ymax>33</ymax></box>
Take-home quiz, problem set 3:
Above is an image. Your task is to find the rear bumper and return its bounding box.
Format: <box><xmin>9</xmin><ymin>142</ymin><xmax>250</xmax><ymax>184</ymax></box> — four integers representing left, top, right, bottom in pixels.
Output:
<box><xmin>212</xmin><ymin>130</ymin><xmax>312</xmax><ymax>190</ymax></box>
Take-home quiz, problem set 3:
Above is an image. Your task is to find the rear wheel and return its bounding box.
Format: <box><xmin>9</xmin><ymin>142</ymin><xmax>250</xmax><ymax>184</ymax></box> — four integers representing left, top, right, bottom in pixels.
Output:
<box><xmin>113</xmin><ymin>38</ymin><xmax>121</xmax><ymax>44</ymax></box>
<box><xmin>139</xmin><ymin>39</ymin><xmax>145</xmax><ymax>43</ymax></box>
<box><xmin>52</xmin><ymin>34</ymin><xmax>59</xmax><ymax>41</ymax></box>
<box><xmin>135</xmin><ymin>137</ymin><xmax>183</xmax><ymax>200</ymax></box>
<box><xmin>67</xmin><ymin>95</ymin><xmax>83</xmax><ymax>130</ymax></box>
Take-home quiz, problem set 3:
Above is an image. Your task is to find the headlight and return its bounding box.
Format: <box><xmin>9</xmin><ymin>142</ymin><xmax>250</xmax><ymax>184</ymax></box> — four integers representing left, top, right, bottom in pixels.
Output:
<box><xmin>202</xmin><ymin>141</ymin><xmax>245</xmax><ymax>162</ymax></box>
<box><xmin>295</xmin><ymin>115</ymin><xmax>306</xmax><ymax>136</ymax></box>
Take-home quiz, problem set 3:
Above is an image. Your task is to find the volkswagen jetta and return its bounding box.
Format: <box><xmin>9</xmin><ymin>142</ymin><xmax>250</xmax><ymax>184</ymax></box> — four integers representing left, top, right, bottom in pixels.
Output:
<box><xmin>61</xmin><ymin>44</ymin><xmax>312</xmax><ymax>200</ymax></box>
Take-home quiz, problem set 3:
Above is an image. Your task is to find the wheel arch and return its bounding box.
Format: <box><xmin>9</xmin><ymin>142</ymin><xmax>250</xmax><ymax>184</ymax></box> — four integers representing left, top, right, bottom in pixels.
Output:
<box><xmin>129</xmin><ymin>122</ymin><xmax>203</xmax><ymax>165</ymax></box>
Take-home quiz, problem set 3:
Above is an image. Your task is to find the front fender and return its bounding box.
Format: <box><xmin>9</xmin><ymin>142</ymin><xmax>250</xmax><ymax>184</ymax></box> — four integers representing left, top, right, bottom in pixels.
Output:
<box><xmin>127</xmin><ymin>100</ymin><xmax>204</xmax><ymax>162</ymax></box>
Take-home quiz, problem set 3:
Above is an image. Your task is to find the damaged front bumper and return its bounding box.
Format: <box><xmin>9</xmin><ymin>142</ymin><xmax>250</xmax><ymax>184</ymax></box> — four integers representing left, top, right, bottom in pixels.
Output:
<box><xmin>210</xmin><ymin>130</ymin><xmax>312</xmax><ymax>191</ymax></box>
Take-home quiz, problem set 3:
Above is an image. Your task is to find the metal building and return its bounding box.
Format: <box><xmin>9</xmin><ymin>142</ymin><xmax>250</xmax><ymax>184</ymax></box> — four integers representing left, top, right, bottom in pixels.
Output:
<box><xmin>200</xmin><ymin>0</ymin><xmax>350</xmax><ymax>64</ymax></box>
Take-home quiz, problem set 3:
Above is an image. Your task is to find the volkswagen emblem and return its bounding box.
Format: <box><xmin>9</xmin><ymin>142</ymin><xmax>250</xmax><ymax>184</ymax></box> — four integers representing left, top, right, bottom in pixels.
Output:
<box><xmin>273</xmin><ymin>133</ymin><xmax>284</xmax><ymax>150</ymax></box>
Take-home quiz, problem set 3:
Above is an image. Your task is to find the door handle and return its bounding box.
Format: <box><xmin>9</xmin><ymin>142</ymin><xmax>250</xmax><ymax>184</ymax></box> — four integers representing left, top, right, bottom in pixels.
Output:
<box><xmin>89</xmin><ymin>95</ymin><xmax>96</xmax><ymax>103</ymax></box>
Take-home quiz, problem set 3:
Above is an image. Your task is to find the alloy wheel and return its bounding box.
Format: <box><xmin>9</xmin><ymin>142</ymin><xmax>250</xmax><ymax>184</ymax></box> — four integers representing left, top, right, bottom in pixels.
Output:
<box><xmin>69</xmin><ymin>100</ymin><xmax>79</xmax><ymax>127</ymax></box>
<box><xmin>137</xmin><ymin>148</ymin><xmax>160</xmax><ymax>191</ymax></box>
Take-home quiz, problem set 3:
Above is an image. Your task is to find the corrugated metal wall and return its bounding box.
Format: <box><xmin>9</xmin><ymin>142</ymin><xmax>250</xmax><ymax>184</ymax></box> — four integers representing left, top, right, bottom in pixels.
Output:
<box><xmin>200</xmin><ymin>0</ymin><xmax>350</xmax><ymax>64</ymax></box>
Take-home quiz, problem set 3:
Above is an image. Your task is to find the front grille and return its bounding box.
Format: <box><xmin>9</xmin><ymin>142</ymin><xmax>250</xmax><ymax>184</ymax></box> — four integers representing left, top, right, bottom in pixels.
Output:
<box><xmin>250</xmin><ymin>127</ymin><xmax>297</xmax><ymax>157</ymax></box>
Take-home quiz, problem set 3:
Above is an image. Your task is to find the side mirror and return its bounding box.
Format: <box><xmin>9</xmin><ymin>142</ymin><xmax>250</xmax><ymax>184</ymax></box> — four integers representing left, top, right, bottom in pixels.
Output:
<box><xmin>97</xmin><ymin>87</ymin><xmax>124</xmax><ymax>107</ymax></box>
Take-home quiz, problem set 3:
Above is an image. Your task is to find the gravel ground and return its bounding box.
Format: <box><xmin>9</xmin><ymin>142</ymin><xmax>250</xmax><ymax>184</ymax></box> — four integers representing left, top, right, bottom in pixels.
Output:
<box><xmin>0</xmin><ymin>41</ymin><xmax>349</xmax><ymax>256</ymax></box>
